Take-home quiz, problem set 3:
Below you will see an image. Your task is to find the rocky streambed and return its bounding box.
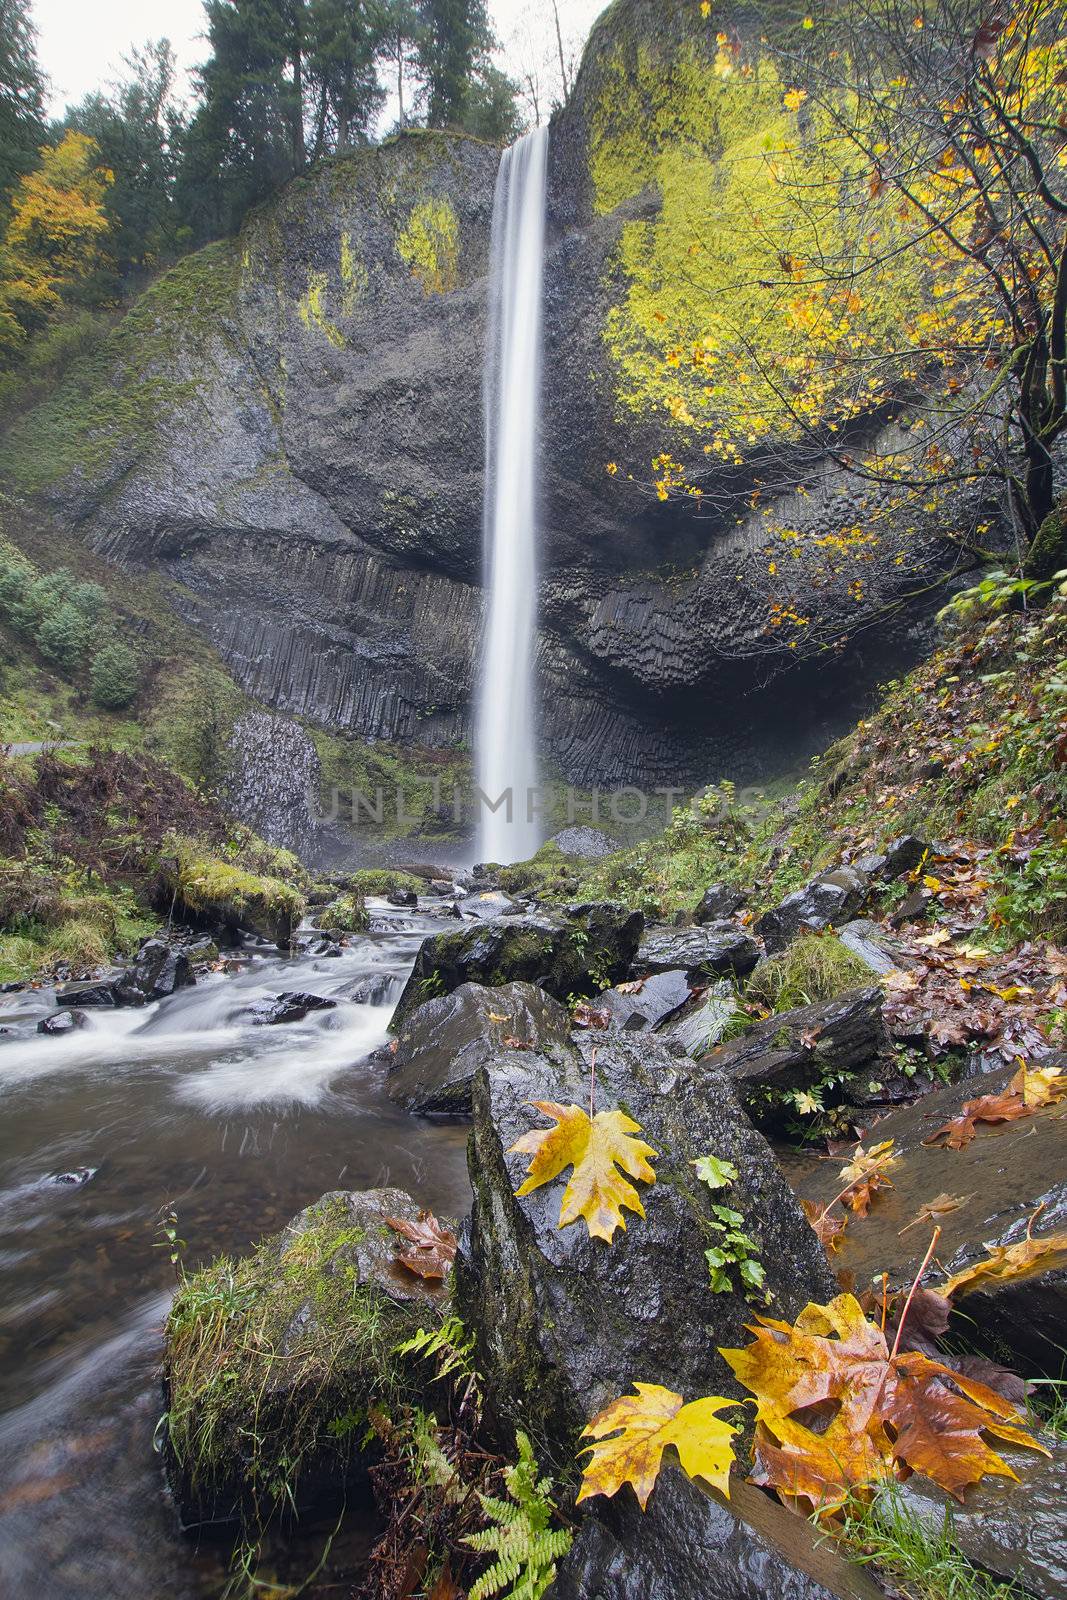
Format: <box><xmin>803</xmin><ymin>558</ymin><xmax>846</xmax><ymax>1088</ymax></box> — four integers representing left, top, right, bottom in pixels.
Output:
<box><xmin>0</xmin><ymin>899</ymin><xmax>470</xmax><ymax>1600</ymax></box>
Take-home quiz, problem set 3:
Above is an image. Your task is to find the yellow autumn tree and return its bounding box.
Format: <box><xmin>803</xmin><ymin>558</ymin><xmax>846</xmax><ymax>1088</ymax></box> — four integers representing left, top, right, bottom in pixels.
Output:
<box><xmin>0</xmin><ymin>130</ymin><xmax>114</xmax><ymax>358</ymax></box>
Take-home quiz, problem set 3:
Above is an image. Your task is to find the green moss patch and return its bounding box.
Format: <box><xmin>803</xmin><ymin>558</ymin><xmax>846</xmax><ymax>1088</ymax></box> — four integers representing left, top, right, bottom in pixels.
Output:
<box><xmin>745</xmin><ymin>933</ymin><xmax>873</xmax><ymax>1014</ymax></box>
<box><xmin>163</xmin><ymin>836</ymin><xmax>306</xmax><ymax>947</ymax></box>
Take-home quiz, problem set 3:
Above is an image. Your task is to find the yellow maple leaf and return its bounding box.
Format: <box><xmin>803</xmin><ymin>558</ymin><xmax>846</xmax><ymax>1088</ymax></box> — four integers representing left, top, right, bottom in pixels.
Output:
<box><xmin>578</xmin><ymin>1383</ymin><xmax>739</xmax><ymax>1509</ymax></box>
<box><xmin>510</xmin><ymin>1102</ymin><xmax>658</xmax><ymax>1242</ymax></box>
<box><xmin>1013</xmin><ymin>1064</ymin><xmax>1066</xmax><ymax>1108</ymax></box>
<box><xmin>783</xmin><ymin>88</ymin><xmax>808</xmax><ymax>112</ymax></box>
<box><xmin>942</xmin><ymin>1231</ymin><xmax>1067</xmax><ymax>1298</ymax></box>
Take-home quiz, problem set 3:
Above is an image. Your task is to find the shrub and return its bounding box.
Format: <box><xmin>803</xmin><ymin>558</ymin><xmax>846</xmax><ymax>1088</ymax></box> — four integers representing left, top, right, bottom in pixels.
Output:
<box><xmin>745</xmin><ymin>933</ymin><xmax>872</xmax><ymax>1013</ymax></box>
<box><xmin>37</xmin><ymin>600</ymin><xmax>93</xmax><ymax>670</ymax></box>
<box><xmin>90</xmin><ymin>639</ymin><xmax>141</xmax><ymax>708</ymax></box>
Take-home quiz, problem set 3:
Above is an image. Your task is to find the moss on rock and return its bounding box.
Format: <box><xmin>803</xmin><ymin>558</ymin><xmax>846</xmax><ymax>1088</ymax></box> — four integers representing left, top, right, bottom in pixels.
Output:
<box><xmin>163</xmin><ymin>1188</ymin><xmax>444</xmax><ymax>1530</ymax></box>
<box><xmin>162</xmin><ymin>836</ymin><xmax>305</xmax><ymax>948</ymax></box>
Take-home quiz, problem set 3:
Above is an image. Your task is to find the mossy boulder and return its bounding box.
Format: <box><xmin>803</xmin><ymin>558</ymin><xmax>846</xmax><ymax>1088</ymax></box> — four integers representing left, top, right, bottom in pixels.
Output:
<box><xmin>388</xmin><ymin>902</ymin><xmax>643</xmax><ymax>1031</ymax></box>
<box><xmin>162</xmin><ymin>1187</ymin><xmax>443</xmax><ymax>1530</ymax></box>
<box><xmin>161</xmin><ymin>838</ymin><xmax>305</xmax><ymax>948</ymax></box>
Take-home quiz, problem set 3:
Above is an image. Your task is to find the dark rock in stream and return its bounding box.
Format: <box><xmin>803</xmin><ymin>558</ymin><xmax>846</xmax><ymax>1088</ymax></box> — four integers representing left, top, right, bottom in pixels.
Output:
<box><xmin>455</xmin><ymin>1029</ymin><xmax>855</xmax><ymax>1600</ymax></box>
<box><xmin>389</xmin><ymin>903</ymin><xmax>643</xmax><ymax>1031</ymax></box>
<box><xmin>453</xmin><ymin>890</ymin><xmax>524</xmax><ymax>921</ymax></box>
<box><xmin>245</xmin><ymin>992</ymin><xmax>338</xmax><ymax>1026</ymax></box>
<box><xmin>597</xmin><ymin>968</ymin><xmax>692</xmax><ymax>1031</ymax></box>
<box><xmin>388</xmin><ymin>981</ymin><xmax>572</xmax><ymax>1116</ymax></box>
<box><xmin>387</xmin><ymin>889</ymin><xmax>418</xmax><ymax>908</ymax></box>
<box><xmin>632</xmin><ymin>922</ymin><xmax>760</xmax><ymax>982</ymax></box>
<box><xmin>163</xmin><ymin>1187</ymin><xmax>441</xmax><ymax>1530</ymax></box>
<box><xmin>37</xmin><ymin>1009</ymin><xmax>88</xmax><ymax>1035</ymax></box>
<box><xmin>115</xmin><ymin>938</ymin><xmax>195</xmax><ymax>1004</ymax></box>
<box><xmin>55</xmin><ymin>977</ymin><xmax>123</xmax><ymax>1008</ymax></box>
<box><xmin>898</xmin><ymin>1442</ymin><xmax>1067</xmax><ymax>1600</ymax></box>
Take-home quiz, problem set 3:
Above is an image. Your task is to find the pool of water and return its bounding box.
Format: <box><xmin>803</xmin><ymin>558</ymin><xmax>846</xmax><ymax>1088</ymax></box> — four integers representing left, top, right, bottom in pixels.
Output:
<box><xmin>0</xmin><ymin>902</ymin><xmax>471</xmax><ymax>1598</ymax></box>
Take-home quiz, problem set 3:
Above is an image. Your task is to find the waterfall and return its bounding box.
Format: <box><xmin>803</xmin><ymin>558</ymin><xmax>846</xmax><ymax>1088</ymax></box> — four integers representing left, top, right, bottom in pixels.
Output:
<box><xmin>475</xmin><ymin>126</ymin><xmax>549</xmax><ymax>866</ymax></box>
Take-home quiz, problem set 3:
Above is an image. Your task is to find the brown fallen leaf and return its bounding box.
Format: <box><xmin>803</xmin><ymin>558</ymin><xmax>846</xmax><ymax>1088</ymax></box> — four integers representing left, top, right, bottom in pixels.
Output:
<box><xmin>615</xmin><ymin>978</ymin><xmax>647</xmax><ymax>995</ymax></box>
<box><xmin>427</xmin><ymin>1558</ymin><xmax>462</xmax><ymax>1600</ymax></box>
<box><xmin>941</xmin><ymin>1230</ymin><xmax>1067</xmax><ymax>1298</ymax></box>
<box><xmin>720</xmin><ymin>1291</ymin><xmax>1047</xmax><ymax>1508</ymax></box>
<box><xmin>486</xmin><ymin>1011</ymin><xmax>510</xmax><ymax>1023</ymax></box>
<box><xmin>898</xmin><ymin>1192</ymin><xmax>972</xmax><ymax>1235</ymax></box>
<box><xmin>838</xmin><ymin>1139</ymin><xmax>899</xmax><ymax>1215</ymax></box>
<box><xmin>573</xmin><ymin>1001</ymin><xmax>611</xmax><ymax>1029</ymax></box>
<box><xmin>802</xmin><ymin>1199</ymin><xmax>848</xmax><ymax>1254</ymax></box>
<box><xmin>385</xmin><ymin>1210</ymin><xmax>458</xmax><ymax>1279</ymax></box>
<box><xmin>502</xmin><ymin>1035</ymin><xmax>532</xmax><ymax>1049</ymax></box>
<box><xmin>884</xmin><ymin>1287</ymin><xmax>952</xmax><ymax>1358</ymax></box>
<box><xmin>948</xmin><ymin>1355</ymin><xmax>1030</xmax><ymax>1407</ymax></box>
<box><xmin>924</xmin><ymin>1062</ymin><xmax>1065</xmax><ymax>1151</ymax></box>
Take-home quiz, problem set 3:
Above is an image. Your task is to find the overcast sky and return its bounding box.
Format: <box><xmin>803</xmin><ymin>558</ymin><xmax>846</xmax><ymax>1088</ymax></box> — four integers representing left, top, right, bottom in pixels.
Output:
<box><xmin>33</xmin><ymin>0</ymin><xmax>606</xmax><ymax>117</ymax></box>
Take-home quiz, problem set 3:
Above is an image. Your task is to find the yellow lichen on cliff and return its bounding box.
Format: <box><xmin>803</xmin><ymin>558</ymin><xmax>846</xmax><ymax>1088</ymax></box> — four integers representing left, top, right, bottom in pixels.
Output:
<box><xmin>298</xmin><ymin>269</ymin><xmax>346</xmax><ymax>348</ymax></box>
<box><xmin>395</xmin><ymin>198</ymin><xmax>461</xmax><ymax>295</ymax></box>
<box><xmin>339</xmin><ymin>230</ymin><xmax>369</xmax><ymax>316</ymax></box>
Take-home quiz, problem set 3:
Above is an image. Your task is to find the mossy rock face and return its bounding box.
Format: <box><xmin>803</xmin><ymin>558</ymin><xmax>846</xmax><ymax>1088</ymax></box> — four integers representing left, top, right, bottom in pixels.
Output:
<box><xmin>162</xmin><ymin>1187</ymin><xmax>443</xmax><ymax>1531</ymax></box>
<box><xmin>160</xmin><ymin>839</ymin><xmax>305</xmax><ymax>948</ymax></box>
<box><xmin>388</xmin><ymin>903</ymin><xmax>644</xmax><ymax>1031</ymax></box>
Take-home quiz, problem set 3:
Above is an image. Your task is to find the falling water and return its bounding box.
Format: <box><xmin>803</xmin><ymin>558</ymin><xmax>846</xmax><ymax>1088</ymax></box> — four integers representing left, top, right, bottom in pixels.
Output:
<box><xmin>476</xmin><ymin>127</ymin><xmax>549</xmax><ymax>865</ymax></box>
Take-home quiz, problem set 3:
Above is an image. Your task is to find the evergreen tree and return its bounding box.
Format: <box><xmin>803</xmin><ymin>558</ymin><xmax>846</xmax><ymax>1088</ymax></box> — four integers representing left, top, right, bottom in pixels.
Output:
<box><xmin>0</xmin><ymin>0</ymin><xmax>46</xmax><ymax>208</ymax></box>
<box><xmin>66</xmin><ymin>41</ymin><xmax>185</xmax><ymax>274</ymax></box>
<box><xmin>307</xmin><ymin>0</ymin><xmax>384</xmax><ymax>154</ymax></box>
<box><xmin>415</xmin><ymin>0</ymin><xmax>495</xmax><ymax>130</ymax></box>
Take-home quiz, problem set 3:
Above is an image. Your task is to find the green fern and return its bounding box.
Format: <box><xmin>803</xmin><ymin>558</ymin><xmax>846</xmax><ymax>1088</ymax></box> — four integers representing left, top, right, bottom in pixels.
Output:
<box><xmin>464</xmin><ymin>1432</ymin><xmax>572</xmax><ymax>1600</ymax></box>
<box><xmin>396</xmin><ymin>1315</ymin><xmax>478</xmax><ymax>1385</ymax></box>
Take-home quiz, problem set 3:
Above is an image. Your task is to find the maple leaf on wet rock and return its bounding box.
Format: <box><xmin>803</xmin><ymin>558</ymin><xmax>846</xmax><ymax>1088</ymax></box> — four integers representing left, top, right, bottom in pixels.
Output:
<box><xmin>837</xmin><ymin>1138</ymin><xmax>899</xmax><ymax>1215</ymax></box>
<box><xmin>924</xmin><ymin>1062</ymin><xmax>1066</xmax><ymax>1150</ymax></box>
<box><xmin>721</xmin><ymin>1292</ymin><xmax>1048</xmax><ymax>1509</ymax></box>
<box><xmin>386</xmin><ymin>1210</ymin><xmax>458</xmax><ymax>1279</ymax></box>
<box><xmin>577</xmin><ymin>1383</ymin><xmax>740</xmax><ymax>1510</ymax></box>
<box><xmin>510</xmin><ymin>1101</ymin><xmax>658</xmax><ymax>1242</ymax></box>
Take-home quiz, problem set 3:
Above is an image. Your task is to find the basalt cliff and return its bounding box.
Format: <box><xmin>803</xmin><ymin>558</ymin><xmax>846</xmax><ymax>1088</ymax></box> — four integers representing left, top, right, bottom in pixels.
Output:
<box><xmin>0</xmin><ymin>0</ymin><xmax>974</xmax><ymax>790</ymax></box>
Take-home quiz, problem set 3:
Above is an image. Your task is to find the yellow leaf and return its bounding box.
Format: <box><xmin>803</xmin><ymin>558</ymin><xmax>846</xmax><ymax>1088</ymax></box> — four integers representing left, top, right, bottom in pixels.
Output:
<box><xmin>700</xmin><ymin>0</ymin><xmax>711</xmax><ymax>14</ymax></box>
<box><xmin>510</xmin><ymin>1102</ymin><xmax>658</xmax><ymax>1243</ymax></box>
<box><xmin>783</xmin><ymin>88</ymin><xmax>808</xmax><ymax>112</ymax></box>
<box><xmin>942</xmin><ymin>1231</ymin><xmax>1067</xmax><ymax>1298</ymax></box>
<box><xmin>486</xmin><ymin>1012</ymin><xmax>509</xmax><ymax>1023</ymax></box>
<box><xmin>1013</xmin><ymin>1064</ymin><xmax>1066</xmax><ymax>1109</ymax></box>
<box><xmin>923</xmin><ymin>875</ymin><xmax>941</xmax><ymax>892</ymax></box>
<box><xmin>578</xmin><ymin>1383</ymin><xmax>739</xmax><ymax>1510</ymax></box>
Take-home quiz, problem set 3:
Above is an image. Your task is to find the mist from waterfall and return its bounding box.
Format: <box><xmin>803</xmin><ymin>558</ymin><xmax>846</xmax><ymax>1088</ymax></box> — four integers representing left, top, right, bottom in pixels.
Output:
<box><xmin>476</xmin><ymin>126</ymin><xmax>549</xmax><ymax>866</ymax></box>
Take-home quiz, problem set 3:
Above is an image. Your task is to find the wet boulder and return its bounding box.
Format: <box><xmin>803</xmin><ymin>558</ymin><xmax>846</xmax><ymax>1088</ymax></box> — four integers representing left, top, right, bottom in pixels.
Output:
<box><xmin>456</xmin><ymin>1028</ymin><xmax>837</xmax><ymax>1460</ymax></box>
<box><xmin>597</xmin><ymin>969</ymin><xmax>692</xmax><ymax>1032</ymax></box>
<box><xmin>632</xmin><ymin>922</ymin><xmax>760</xmax><ymax>983</ymax></box>
<box><xmin>881</xmin><ymin>834</ymin><xmax>929</xmax><ymax>880</ymax></box>
<box><xmin>757</xmin><ymin>867</ymin><xmax>870</xmax><ymax>955</ymax></box>
<box><xmin>387</xmin><ymin>888</ymin><xmax>418</xmax><ymax>907</ymax></box>
<box><xmin>456</xmin><ymin>1030</ymin><xmax>845</xmax><ymax>1600</ymax></box>
<box><xmin>836</xmin><ymin>918</ymin><xmax>900</xmax><ymax>977</ymax></box>
<box><xmin>549</xmin><ymin>826</ymin><xmax>616</xmax><ymax>860</ymax></box>
<box><xmin>898</xmin><ymin>1442</ymin><xmax>1067</xmax><ymax>1600</ymax></box>
<box><xmin>693</xmin><ymin>883</ymin><xmax>748</xmax><ymax>924</ymax></box>
<box><xmin>389</xmin><ymin>903</ymin><xmax>643</xmax><ymax>1031</ymax></box>
<box><xmin>162</xmin><ymin>1187</ymin><xmax>443</xmax><ymax>1530</ymax></box>
<box><xmin>660</xmin><ymin>982</ymin><xmax>741</xmax><ymax>1057</ymax></box>
<box><xmin>705</xmin><ymin>987</ymin><xmax>887</xmax><ymax>1132</ymax></box>
<box><xmin>388</xmin><ymin>981</ymin><xmax>572</xmax><ymax>1115</ymax></box>
<box><xmin>115</xmin><ymin>937</ymin><xmax>195</xmax><ymax>1004</ymax></box>
<box><xmin>453</xmin><ymin>890</ymin><xmax>524</xmax><ymax>921</ymax></box>
<box><xmin>37</xmin><ymin>1008</ymin><xmax>88</xmax><ymax>1035</ymax></box>
<box><xmin>245</xmin><ymin>992</ymin><xmax>337</xmax><ymax>1026</ymax></box>
<box><xmin>55</xmin><ymin>976</ymin><xmax>123</xmax><ymax>1007</ymax></box>
<box><xmin>790</xmin><ymin>1060</ymin><xmax>1067</xmax><ymax>1376</ymax></box>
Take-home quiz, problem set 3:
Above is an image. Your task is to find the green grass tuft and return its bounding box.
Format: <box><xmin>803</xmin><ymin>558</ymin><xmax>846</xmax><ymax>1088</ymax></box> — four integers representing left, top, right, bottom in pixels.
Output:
<box><xmin>745</xmin><ymin>933</ymin><xmax>873</xmax><ymax>1013</ymax></box>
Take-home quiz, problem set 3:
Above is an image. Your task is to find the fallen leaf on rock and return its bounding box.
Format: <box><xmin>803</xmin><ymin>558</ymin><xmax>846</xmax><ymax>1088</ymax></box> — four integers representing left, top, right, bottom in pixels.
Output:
<box><xmin>486</xmin><ymin>1011</ymin><xmax>510</xmax><ymax>1023</ymax></box>
<box><xmin>572</xmin><ymin>1001</ymin><xmax>611</xmax><ymax>1029</ymax></box>
<box><xmin>941</xmin><ymin>1231</ymin><xmax>1067</xmax><ymax>1297</ymax></box>
<box><xmin>615</xmin><ymin>978</ymin><xmax>646</xmax><ymax>994</ymax></box>
<box><xmin>898</xmin><ymin>1193</ymin><xmax>972</xmax><ymax>1235</ymax></box>
<box><xmin>948</xmin><ymin>1355</ymin><xmax>1030</xmax><ymax>1406</ymax></box>
<box><xmin>924</xmin><ymin>1063</ymin><xmax>1064</xmax><ymax>1150</ymax></box>
<box><xmin>720</xmin><ymin>1292</ymin><xmax>1047</xmax><ymax>1508</ymax></box>
<box><xmin>502</xmin><ymin>1035</ymin><xmax>531</xmax><ymax>1050</ymax></box>
<box><xmin>884</xmin><ymin>1287</ymin><xmax>952</xmax><ymax>1357</ymax></box>
<box><xmin>510</xmin><ymin>1102</ymin><xmax>658</xmax><ymax>1243</ymax></box>
<box><xmin>386</xmin><ymin>1211</ymin><xmax>458</xmax><ymax>1279</ymax></box>
<box><xmin>838</xmin><ymin>1139</ymin><xmax>899</xmax><ymax>1215</ymax></box>
<box><xmin>577</xmin><ymin>1383</ymin><xmax>739</xmax><ymax>1509</ymax></box>
<box><xmin>802</xmin><ymin>1199</ymin><xmax>848</xmax><ymax>1253</ymax></box>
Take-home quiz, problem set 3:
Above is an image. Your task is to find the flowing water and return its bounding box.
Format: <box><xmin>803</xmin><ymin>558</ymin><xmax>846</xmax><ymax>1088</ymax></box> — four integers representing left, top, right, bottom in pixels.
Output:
<box><xmin>476</xmin><ymin>127</ymin><xmax>549</xmax><ymax>867</ymax></box>
<box><xmin>0</xmin><ymin>904</ymin><xmax>471</xmax><ymax>1598</ymax></box>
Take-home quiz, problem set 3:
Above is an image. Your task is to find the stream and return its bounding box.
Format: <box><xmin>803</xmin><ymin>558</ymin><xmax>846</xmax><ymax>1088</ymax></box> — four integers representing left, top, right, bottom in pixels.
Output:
<box><xmin>0</xmin><ymin>901</ymin><xmax>471</xmax><ymax>1599</ymax></box>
